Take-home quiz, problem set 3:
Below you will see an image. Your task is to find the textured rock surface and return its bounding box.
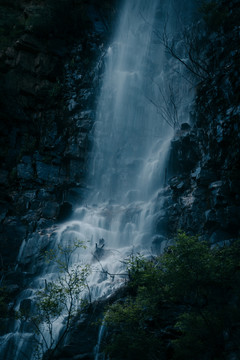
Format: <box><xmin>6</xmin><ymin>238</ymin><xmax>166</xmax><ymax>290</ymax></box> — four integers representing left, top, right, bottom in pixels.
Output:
<box><xmin>157</xmin><ymin>0</ymin><xmax>240</xmax><ymax>244</ymax></box>
<box><xmin>0</xmin><ymin>0</ymin><xmax>117</xmax><ymax>273</ymax></box>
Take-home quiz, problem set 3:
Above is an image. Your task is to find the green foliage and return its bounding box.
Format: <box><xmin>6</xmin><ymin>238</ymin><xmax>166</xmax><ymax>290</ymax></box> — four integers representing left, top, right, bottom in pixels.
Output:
<box><xmin>18</xmin><ymin>240</ymin><xmax>91</xmax><ymax>360</ymax></box>
<box><xmin>160</xmin><ymin>232</ymin><xmax>213</xmax><ymax>303</ymax></box>
<box><xmin>104</xmin><ymin>299</ymin><xmax>162</xmax><ymax>360</ymax></box>
<box><xmin>104</xmin><ymin>232</ymin><xmax>240</xmax><ymax>359</ymax></box>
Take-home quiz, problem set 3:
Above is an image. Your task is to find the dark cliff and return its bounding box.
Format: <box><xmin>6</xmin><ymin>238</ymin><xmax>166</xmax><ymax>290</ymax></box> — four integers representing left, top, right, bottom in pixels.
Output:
<box><xmin>159</xmin><ymin>0</ymin><xmax>240</xmax><ymax>245</ymax></box>
<box><xmin>0</xmin><ymin>0</ymin><xmax>117</xmax><ymax>269</ymax></box>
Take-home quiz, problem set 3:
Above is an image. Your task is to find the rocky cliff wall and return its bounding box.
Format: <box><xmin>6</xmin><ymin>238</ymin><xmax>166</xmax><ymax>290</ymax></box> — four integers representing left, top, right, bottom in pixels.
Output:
<box><xmin>0</xmin><ymin>0</ymin><xmax>118</xmax><ymax>271</ymax></box>
<box><xmin>160</xmin><ymin>0</ymin><xmax>240</xmax><ymax>244</ymax></box>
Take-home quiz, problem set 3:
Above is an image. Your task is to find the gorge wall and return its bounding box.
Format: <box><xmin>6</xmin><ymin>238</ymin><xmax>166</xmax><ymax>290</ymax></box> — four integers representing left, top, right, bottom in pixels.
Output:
<box><xmin>0</xmin><ymin>0</ymin><xmax>117</xmax><ymax>269</ymax></box>
<box><xmin>164</xmin><ymin>0</ymin><xmax>240</xmax><ymax>244</ymax></box>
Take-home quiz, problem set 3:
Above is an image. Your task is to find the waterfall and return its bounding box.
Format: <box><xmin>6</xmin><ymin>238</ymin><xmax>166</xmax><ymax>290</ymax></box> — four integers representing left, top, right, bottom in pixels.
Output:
<box><xmin>94</xmin><ymin>316</ymin><xmax>107</xmax><ymax>360</ymax></box>
<box><xmin>0</xmin><ymin>0</ymin><xmax>195</xmax><ymax>359</ymax></box>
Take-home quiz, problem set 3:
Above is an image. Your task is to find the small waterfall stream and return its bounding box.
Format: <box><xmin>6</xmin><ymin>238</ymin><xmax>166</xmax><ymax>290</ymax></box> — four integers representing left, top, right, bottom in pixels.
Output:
<box><xmin>0</xmin><ymin>1</ymin><xmax>195</xmax><ymax>359</ymax></box>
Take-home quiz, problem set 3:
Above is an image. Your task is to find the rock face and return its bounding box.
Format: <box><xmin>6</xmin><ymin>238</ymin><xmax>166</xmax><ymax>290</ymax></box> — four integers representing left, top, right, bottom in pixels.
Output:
<box><xmin>0</xmin><ymin>0</ymin><xmax>117</xmax><ymax>271</ymax></box>
<box><xmin>156</xmin><ymin>0</ymin><xmax>240</xmax><ymax>245</ymax></box>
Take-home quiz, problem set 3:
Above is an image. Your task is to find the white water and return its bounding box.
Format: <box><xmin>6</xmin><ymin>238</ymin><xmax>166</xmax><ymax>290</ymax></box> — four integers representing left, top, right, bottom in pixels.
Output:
<box><xmin>0</xmin><ymin>1</ymin><xmax>195</xmax><ymax>359</ymax></box>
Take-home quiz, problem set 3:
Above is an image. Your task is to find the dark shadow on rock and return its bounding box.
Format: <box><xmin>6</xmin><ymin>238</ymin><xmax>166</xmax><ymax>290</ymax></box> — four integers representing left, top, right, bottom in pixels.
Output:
<box><xmin>57</xmin><ymin>201</ymin><xmax>73</xmax><ymax>222</ymax></box>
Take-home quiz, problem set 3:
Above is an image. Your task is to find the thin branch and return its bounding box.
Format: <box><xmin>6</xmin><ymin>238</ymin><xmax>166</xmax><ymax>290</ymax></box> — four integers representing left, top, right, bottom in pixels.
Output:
<box><xmin>91</xmin><ymin>252</ymin><xmax>128</xmax><ymax>279</ymax></box>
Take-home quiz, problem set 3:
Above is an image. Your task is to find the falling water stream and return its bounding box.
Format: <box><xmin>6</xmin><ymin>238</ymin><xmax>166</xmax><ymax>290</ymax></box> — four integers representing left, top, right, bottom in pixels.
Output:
<box><xmin>0</xmin><ymin>1</ymin><xmax>195</xmax><ymax>359</ymax></box>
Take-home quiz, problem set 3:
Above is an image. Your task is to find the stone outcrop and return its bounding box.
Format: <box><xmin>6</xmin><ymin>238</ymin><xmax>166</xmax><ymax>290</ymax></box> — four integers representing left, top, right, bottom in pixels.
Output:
<box><xmin>0</xmin><ymin>0</ymin><xmax>117</xmax><ymax>272</ymax></box>
<box><xmin>155</xmin><ymin>0</ymin><xmax>240</xmax><ymax>245</ymax></box>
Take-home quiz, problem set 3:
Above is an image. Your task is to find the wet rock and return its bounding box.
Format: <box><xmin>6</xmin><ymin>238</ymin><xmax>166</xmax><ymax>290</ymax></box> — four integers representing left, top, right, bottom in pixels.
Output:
<box><xmin>204</xmin><ymin>209</ymin><xmax>217</xmax><ymax>228</ymax></box>
<box><xmin>19</xmin><ymin>230</ymin><xmax>53</xmax><ymax>267</ymax></box>
<box><xmin>65</xmin><ymin>138</ymin><xmax>81</xmax><ymax>158</ymax></box>
<box><xmin>209</xmin><ymin>181</ymin><xmax>228</xmax><ymax>208</ymax></box>
<box><xmin>155</xmin><ymin>215</ymin><xmax>170</xmax><ymax>236</ymax></box>
<box><xmin>196</xmin><ymin>168</ymin><xmax>217</xmax><ymax>186</ymax></box>
<box><xmin>169</xmin><ymin>177</ymin><xmax>186</xmax><ymax>193</ymax></box>
<box><xmin>69</xmin><ymin>159</ymin><xmax>84</xmax><ymax>182</ymax></box>
<box><xmin>5</xmin><ymin>284</ymin><xmax>20</xmax><ymax>295</ymax></box>
<box><xmin>57</xmin><ymin>202</ymin><xmax>73</xmax><ymax>222</ymax></box>
<box><xmin>151</xmin><ymin>235</ymin><xmax>169</xmax><ymax>254</ymax></box>
<box><xmin>17</xmin><ymin>156</ymin><xmax>34</xmax><ymax>180</ymax></box>
<box><xmin>209</xmin><ymin>181</ymin><xmax>223</xmax><ymax>190</ymax></box>
<box><xmin>210</xmin><ymin>230</ymin><xmax>233</xmax><ymax>244</ymax></box>
<box><xmin>93</xmin><ymin>238</ymin><xmax>106</xmax><ymax>261</ymax></box>
<box><xmin>37</xmin><ymin>189</ymin><xmax>55</xmax><ymax>201</ymax></box>
<box><xmin>21</xmin><ymin>211</ymin><xmax>38</xmax><ymax>232</ymax></box>
<box><xmin>37</xmin><ymin>218</ymin><xmax>55</xmax><ymax>229</ymax></box>
<box><xmin>36</xmin><ymin>161</ymin><xmax>60</xmax><ymax>183</ymax></box>
<box><xmin>42</xmin><ymin>202</ymin><xmax>59</xmax><ymax>219</ymax></box>
<box><xmin>66</xmin><ymin>187</ymin><xmax>85</xmax><ymax>203</ymax></box>
<box><xmin>19</xmin><ymin>298</ymin><xmax>32</xmax><ymax>316</ymax></box>
<box><xmin>169</xmin><ymin>132</ymin><xmax>200</xmax><ymax>176</ymax></box>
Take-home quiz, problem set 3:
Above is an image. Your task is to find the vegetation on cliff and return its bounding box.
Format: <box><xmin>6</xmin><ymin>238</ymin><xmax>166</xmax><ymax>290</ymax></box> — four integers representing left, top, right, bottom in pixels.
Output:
<box><xmin>104</xmin><ymin>232</ymin><xmax>240</xmax><ymax>359</ymax></box>
<box><xmin>17</xmin><ymin>241</ymin><xmax>91</xmax><ymax>360</ymax></box>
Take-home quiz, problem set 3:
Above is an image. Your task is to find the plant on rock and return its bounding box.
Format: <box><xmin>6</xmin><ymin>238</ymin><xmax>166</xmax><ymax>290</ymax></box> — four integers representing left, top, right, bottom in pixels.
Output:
<box><xmin>18</xmin><ymin>241</ymin><xmax>91</xmax><ymax>360</ymax></box>
<box><xmin>104</xmin><ymin>232</ymin><xmax>240</xmax><ymax>359</ymax></box>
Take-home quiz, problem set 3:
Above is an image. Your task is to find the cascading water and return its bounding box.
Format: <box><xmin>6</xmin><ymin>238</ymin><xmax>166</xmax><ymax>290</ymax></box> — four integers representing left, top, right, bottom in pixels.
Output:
<box><xmin>0</xmin><ymin>1</ymin><xmax>195</xmax><ymax>359</ymax></box>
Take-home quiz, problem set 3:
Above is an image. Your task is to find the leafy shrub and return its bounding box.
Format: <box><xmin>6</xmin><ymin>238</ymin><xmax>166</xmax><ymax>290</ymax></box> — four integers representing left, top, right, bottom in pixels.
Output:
<box><xmin>104</xmin><ymin>232</ymin><xmax>240</xmax><ymax>359</ymax></box>
<box><xmin>17</xmin><ymin>241</ymin><xmax>91</xmax><ymax>360</ymax></box>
